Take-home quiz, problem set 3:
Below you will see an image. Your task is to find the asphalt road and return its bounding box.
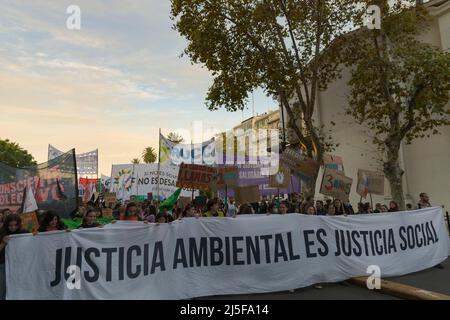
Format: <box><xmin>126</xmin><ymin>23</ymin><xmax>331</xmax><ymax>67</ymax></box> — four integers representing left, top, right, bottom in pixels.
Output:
<box><xmin>199</xmin><ymin>257</ymin><xmax>449</xmax><ymax>300</ymax></box>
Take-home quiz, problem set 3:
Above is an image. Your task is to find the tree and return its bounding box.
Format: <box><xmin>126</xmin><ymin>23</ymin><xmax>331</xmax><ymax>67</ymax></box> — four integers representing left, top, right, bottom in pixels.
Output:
<box><xmin>131</xmin><ymin>158</ymin><xmax>141</xmax><ymax>164</ymax></box>
<box><xmin>142</xmin><ymin>147</ymin><xmax>157</xmax><ymax>164</ymax></box>
<box><xmin>171</xmin><ymin>0</ymin><xmax>358</xmax><ymax>196</ymax></box>
<box><xmin>344</xmin><ymin>1</ymin><xmax>450</xmax><ymax>209</ymax></box>
<box><xmin>0</xmin><ymin>138</ymin><xmax>36</xmax><ymax>167</ymax></box>
<box><xmin>167</xmin><ymin>132</ymin><xmax>184</xmax><ymax>144</ymax></box>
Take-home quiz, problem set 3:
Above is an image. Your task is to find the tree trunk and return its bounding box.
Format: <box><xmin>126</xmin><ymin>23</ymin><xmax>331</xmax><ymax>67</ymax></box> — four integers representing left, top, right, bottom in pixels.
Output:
<box><xmin>383</xmin><ymin>140</ymin><xmax>405</xmax><ymax>210</ymax></box>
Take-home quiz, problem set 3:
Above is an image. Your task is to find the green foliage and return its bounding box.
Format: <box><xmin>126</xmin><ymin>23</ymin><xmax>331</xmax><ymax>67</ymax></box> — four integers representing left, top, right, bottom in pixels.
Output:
<box><xmin>0</xmin><ymin>138</ymin><xmax>36</xmax><ymax>167</ymax></box>
<box><xmin>131</xmin><ymin>158</ymin><xmax>141</xmax><ymax>164</ymax></box>
<box><xmin>167</xmin><ymin>132</ymin><xmax>184</xmax><ymax>144</ymax></box>
<box><xmin>142</xmin><ymin>147</ymin><xmax>157</xmax><ymax>164</ymax></box>
<box><xmin>343</xmin><ymin>1</ymin><xmax>450</xmax><ymax>208</ymax></box>
<box><xmin>171</xmin><ymin>0</ymin><xmax>358</xmax><ymax>161</ymax></box>
<box><xmin>344</xmin><ymin>2</ymin><xmax>450</xmax><ymax>151</ymax></box>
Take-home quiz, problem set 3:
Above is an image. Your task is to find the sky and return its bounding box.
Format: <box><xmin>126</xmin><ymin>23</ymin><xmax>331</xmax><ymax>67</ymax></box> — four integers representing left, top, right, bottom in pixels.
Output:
<box><xmin>0</xmin><ymin>0</ymin><xmax>276</xmax><ymax>176</ymax></box>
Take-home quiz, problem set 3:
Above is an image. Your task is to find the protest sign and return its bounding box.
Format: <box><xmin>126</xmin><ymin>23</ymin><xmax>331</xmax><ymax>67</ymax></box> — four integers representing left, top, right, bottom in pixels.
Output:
<box><xmin>6</xmin><ymin>207</ymin><xmax>448</xmax><ymax>300</ymax></box>
<box><xmin>235</xmin><ymin>186</ymin><xmax>261</xmax><ymax>204</ymax></box>
<box><xmin>104</xmin><ymin>193</ymin><xmax>117</xmax><ymax>208</ymax></box>
<box><xmin>176</xmin><ymin>164</ymin><xmax>216</xmax><ymax>191</ymax></box>
<box><xmin>323</xmin><ymin>154</ymin><xmax>345</xmax><ymax>172</ymax></box>
<box><xmin>0</xmin><ymin>150</ymin><xmax>78</xmax><ymax>218</ymax></box>
<box><xmin>269</xmin><ymin>167</ymin><xmax>291</xmax><ymax>189</ymax></box>
<box><xmin>111</xmin><ymin>164</ymin><xmax>193</xmax><ymax>200</ymax></box>
<box><xmin>357</xmin><ymin>169</ymin><xmax>385</xmax><ymax>198</ymax></box>
<box><xmin>280</xmin><ymin>149</ymin><xmax>319</xmax><ymax>179</ymax></box>
<box><xmin>320</xmin><ymin>168</ymin><xmax>353</xmax><ymax>201</ymax></box>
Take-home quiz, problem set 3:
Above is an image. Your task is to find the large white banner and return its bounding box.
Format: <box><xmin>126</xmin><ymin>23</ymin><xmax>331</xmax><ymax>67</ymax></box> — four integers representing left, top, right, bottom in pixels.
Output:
<box><xmin>111</xmin><ymin>164</ymin><xmax>193</xmax><ymax>200</ymax></box>
<box><xmin>6</xmin><ymin>207</ymin><xmax>449</xmax><ymax>300</ymax></box>
<box><xmin>48</xmin><ymin>145</ymin><xmax>98</xmax><ymax>176</ymax></box>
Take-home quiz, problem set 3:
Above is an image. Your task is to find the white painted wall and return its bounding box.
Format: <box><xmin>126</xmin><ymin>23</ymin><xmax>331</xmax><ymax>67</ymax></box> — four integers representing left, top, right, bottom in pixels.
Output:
<box><xmin>311</xmin><ymin>2</ymin><xmax>450</xmax><ymax>210</ymax></box>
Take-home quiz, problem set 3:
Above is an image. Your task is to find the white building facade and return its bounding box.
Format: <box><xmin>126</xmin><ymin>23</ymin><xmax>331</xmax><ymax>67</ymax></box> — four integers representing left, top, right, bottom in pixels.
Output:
<box><xmin>307</xmin><ymin>0</ymin><xmax>450</xmax><ymax>209</ymax></box>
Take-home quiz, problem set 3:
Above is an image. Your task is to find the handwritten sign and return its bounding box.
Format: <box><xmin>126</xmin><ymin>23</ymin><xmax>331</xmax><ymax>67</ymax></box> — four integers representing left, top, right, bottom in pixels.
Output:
<box><xmin>356</xmin><ymin>169</ymin><xmax>385</xmax><ymax>198</ymax></box>
<box><xmin>235</xmin><ymin>186</ymin><xmax>261</xmax><ymax>205</ymax></box>
<box><xmin>320</xmin><ymin>168</ymin><xmax>353</xmax><ymax>201</ymax></box>
<box><xmin>269</xmin><ymin>167</ymin><xmax>291</xmax><ymax>189</ymax></box>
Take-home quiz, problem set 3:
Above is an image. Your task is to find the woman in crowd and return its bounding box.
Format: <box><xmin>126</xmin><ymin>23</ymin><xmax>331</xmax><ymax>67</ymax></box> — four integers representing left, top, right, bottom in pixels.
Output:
<box><xmin>182</xmin><ymin>204</ymin><xmax>199</xmax><ymax>218</ymax></box>
<box><xmin>237</xmin><ymin>203</ymin><xmax>254</xmax><ymax>215</ymax></box>
<box><xmin>38</xmin><ymin>211</ymin><xmax>67</xmax><ymax>232</ymax></box>
<box><xmin>327</xmin><ymin>204</ymin><xmax>336</xmax><ymax>216</ymax></box>
<box><xmin>0</xmin><ymin>215</ymin><xmax>27</xmax><ymax>300</ymax></box>
<box><xmin>120</xmin><ymin>202</ymin><xmax>141</xmax><ymax>221</ymax></box>
<box><xmin>380</xmin><ymin>205</ymin><xmax>389</xmax><ymax>213</ymax></box>
<box><xmin>334</xmin><ymin>199</ymin><xmax>347</xmax><ymax>216</ymax></box>
<box><xmin>204</xmin><ymin>199</ymin><xmax>225</xmax><ymax>217</ymax></box>
<box><xmin>388</xmin><ymin>201</ymin><xmax>399</xmax><ymax>212</ymax></box>
<box><xmin>78</xmin><ymin>209</ymin><xmax>103</xmax><ymax>229</ymax></box>
<box><xmin>156</xmin><ymin>213</ymin><xmax>167</xmax><ymax>224</ymax></box>
<box><xmin>306</xmin><ymin>206</ymin><xmax>317</xmax><ymax>215</ymax></box>
<box><xmin>315</xmin><ymin>201</ymin><xmax>326</xmax><ymax>216</ymax></box>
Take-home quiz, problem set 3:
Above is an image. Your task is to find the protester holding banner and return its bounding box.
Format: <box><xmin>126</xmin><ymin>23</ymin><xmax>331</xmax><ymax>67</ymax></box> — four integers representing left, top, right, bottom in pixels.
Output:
<box><xmin>120</xmin><ymin>202</ymin><xmax>141</xmax><ymax>221</ymax></box>
<box><xmin>0</xmin><ymin>214</ymin><xmax>27</xmax><ymax>300</ymax></box>
<box><xmin>418</xmin><ymin>193</ymin><xmax>432</xmax><ymax>209</ymax></box>
<box><xmin>327</xmin><ymin>204</ymin><xmax>336</xmax><ymax>216</ymax></box>
<box><xmin>333</xmin><ymin>199</ymin><xmax>347</xmax><ymax>216</ymax></box>
<box><xmin>77</xmin><ymin>209</ymin><xmax>103</xmax><ymax>229</ymax></box>
<box><xmin>237</xmin><ymin>203</ymin><xmax>254</xmax><ymax>215</ymax></box>
<box><xmin>388</xmin><ymin>201</ymin><xmax>400</xmax><ymax>212</ymax></box>
<box><xmin>306</xmin><ymin>206</ymin><xmax>317</xmax><ymax>215</ymax></box>
<box><xmin>204</xmin><ymin>199</ymin><xmax>224</xmax><ymax>217</ymax></box>
<box><xmin>315</xmin><ymin>201</ymin><xmax>326</xmax><ymax>216</ymax></box>
<box><xmin>279</xmin><ymin>202</ymin><xmax>289</xmax><ymax>215</ymax></box>
<box><xmin>37</xmin><ymin>211</ymin><xmax>67</xmax><ymax>232</ymax></box>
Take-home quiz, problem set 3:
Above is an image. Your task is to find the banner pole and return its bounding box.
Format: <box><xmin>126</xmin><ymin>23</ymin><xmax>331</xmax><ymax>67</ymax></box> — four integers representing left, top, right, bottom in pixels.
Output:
<box><xmin>225</xmin><ymin>184</ymin><xmax>228</xmax><ymax>214</ymax></box>
<box><xmin>157</xmin><ymin>128</ymin><xmax>161</xmax><ymax>202</ymax></box>
<box><xmin>277</xmin><ymin>187</ymin><xmax>280</xmax><ymax>209</ymax></box>
<box><xmin>370</xmin><ymin>193</ymin><xmax>373</xmax><ymax>211</ymax></box>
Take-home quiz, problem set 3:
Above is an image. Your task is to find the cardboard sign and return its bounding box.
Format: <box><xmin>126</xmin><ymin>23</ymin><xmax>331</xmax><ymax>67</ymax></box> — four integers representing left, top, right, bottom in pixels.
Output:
<box><xmin>323</xmin><ymin>154</ymin><xmax>345</xmax><ymax>172</ymax></box>
<box><xmin>320</xmin><ymin>168</ymin><xmax>353</xmax><ymax>201</ymax></box>
<box><xmin>269</xmin><ymin>167</ymin><xmax>291</xmax><ymax>188</ymax></box>
<box><xmin>104</xmin><ymin>192</ymin><xmax>117</xmax><ymax>208</ymax></box>
<box><xmin>20</xmin><ymin>212</ymin><xmax>39</xmax><ymax>233</ymax></box>
<box><xmin>176</xmin><ymin>164</ymin><xmax>217</xmax><ymax>191</ymax></box>
<box><xmin>356</xmin><ymin>169</ymin><xmax>385</xmax><ymax>198</ymax></box>
<box><xmin>280</xmin><ymin>149</ymin><xmax>319</xmax><ymax>179</ymax></box>
<box><xmin>218</xmin><ymin>166</ymin><xmax>239</xmax><ymax>187</ymax></box>
<box><xmin>234</xmin><ymin>186</ymin><xmax>261</xmax><ymax>205</ymax></box>
<box><xmin>102</xmin><ymin>208</ymin><xmax>113</xmax><ymax>218</ymax></box>
<box><xmin>177</xmin><ymin>196</ymin><xmax>192</xmax><ymax>210</ymax></box>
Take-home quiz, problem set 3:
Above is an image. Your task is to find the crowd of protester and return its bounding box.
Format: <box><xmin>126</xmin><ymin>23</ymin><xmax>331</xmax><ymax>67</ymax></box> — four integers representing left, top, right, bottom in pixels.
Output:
<box><xmin>0</xmin><ymin>191</ymin><xmax>439</xmax><ymax>299</ymax></box>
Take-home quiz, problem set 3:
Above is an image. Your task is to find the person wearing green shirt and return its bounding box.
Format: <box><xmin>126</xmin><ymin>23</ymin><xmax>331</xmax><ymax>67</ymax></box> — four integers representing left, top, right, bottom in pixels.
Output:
<box><xmin>204</xmin><ymin>199</ymin><xmax>224</xmax><ymax>218</ymax></box>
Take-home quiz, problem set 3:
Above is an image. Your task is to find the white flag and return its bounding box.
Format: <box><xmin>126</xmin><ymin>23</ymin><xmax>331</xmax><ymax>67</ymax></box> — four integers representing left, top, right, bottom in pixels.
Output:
<box><xmin>22</xmin><ymin>185</ymin><xmax>38</xmax><ymax>213</ymax></box>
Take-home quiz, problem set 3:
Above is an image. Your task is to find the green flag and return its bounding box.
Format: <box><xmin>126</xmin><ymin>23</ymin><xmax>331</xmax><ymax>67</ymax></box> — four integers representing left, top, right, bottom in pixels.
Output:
<box><xmin>159</xmin><ymin>188</ymin><xmax>182</xmax><ymax>211</ymax></box>
<box><xmin>62</xmin><ymin>216</ymin><xmax>115</xmax><ymax>230</ymax></box>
